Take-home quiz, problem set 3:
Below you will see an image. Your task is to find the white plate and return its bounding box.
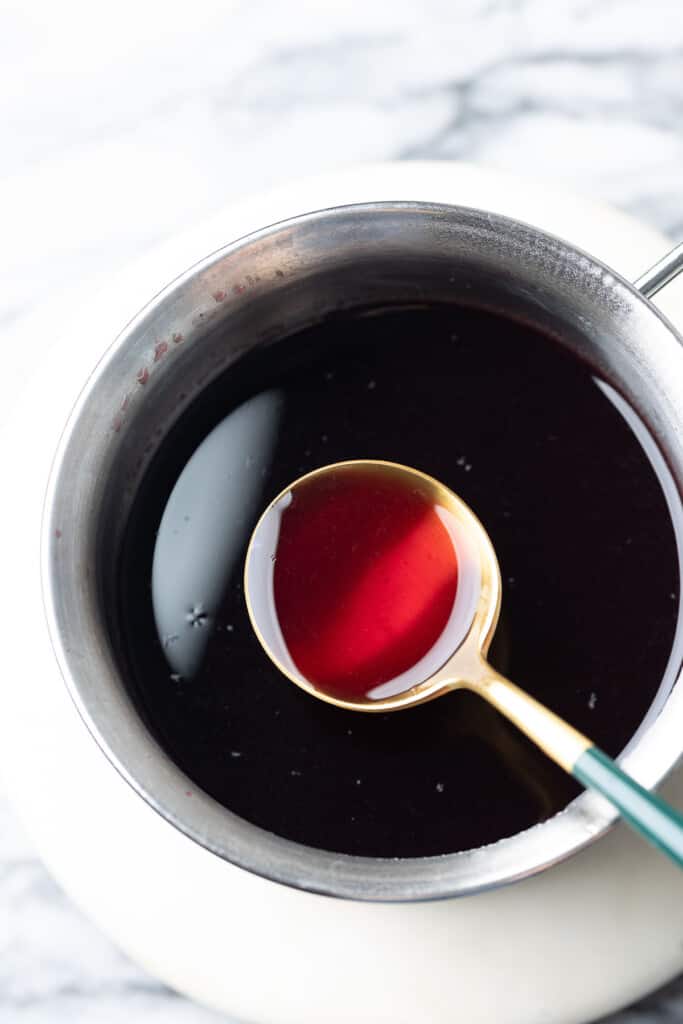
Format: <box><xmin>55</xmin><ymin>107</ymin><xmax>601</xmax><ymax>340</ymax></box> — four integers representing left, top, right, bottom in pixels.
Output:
<box><xmin>1</xmin><ymin>161</ymin><xmax>682</xmax><ymax>1024</ymax></box>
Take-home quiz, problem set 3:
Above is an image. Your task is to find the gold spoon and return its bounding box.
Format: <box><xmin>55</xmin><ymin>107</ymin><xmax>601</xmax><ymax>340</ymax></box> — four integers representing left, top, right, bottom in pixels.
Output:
<box><xmin>245</xmin><ymin>459</ymin><xmax>683</xmax><ymax>867</ymax></box>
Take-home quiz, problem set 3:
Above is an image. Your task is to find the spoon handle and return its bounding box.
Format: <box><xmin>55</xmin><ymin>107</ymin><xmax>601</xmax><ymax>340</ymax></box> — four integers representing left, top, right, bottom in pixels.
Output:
<box><xmin>573</xmin><ymin>746</ymin><xmax>683</xmax><ymax>867</ymax></box>
<box><xmin>471</xmin><ymin>668</ymin><xmax>683</xmax><ymax>869</ymax></box>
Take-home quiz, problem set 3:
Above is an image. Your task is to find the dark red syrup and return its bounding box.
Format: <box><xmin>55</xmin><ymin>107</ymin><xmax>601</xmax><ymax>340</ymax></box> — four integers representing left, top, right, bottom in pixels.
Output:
<box><xmin>270</xmin><ymin>467</ymin><xmax>459</xmax><ymax>701</ymax></box>
<box><xmin>116</xmin><ymin>305</ymin><xmax>681</xmax><ymax>858</ymax></box>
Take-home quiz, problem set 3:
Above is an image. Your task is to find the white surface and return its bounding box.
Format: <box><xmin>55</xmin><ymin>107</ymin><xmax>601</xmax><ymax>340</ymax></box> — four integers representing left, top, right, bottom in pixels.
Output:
<box><xmin>2</xmin><ymin>161</ymin><xmax>683</xmax><ymax>1024</ymax></box>
<box><xmin>2</xmin><ymin>1</ymin><xmax>683</xmax><ymax>1021</ymax></box>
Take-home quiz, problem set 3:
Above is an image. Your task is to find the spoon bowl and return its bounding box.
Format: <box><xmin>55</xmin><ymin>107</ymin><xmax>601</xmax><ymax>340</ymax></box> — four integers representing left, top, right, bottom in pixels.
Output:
<box><xmin>245</xmin><ymin>459</ymin><xmax>499</xmax><ymax>713</ymax></box>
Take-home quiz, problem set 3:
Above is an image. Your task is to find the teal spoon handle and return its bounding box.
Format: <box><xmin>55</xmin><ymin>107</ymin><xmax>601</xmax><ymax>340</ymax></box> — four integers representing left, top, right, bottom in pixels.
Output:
<box><xmin>473</xmin><ymin>668</ymin><xmax>683</xmax><ymax>869</ymax></box>
<box><xmin>574</xmin><ymin>746</ymin><xmax>683</xmax><ymax>868</ymax></box>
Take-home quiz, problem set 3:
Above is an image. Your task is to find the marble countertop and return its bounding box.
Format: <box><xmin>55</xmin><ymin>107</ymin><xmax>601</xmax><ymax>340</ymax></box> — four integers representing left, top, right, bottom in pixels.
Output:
<box><xmin>2</xmin><ymin>1</ymin><xmax>682</xmax><ymax>1020</ymax></box>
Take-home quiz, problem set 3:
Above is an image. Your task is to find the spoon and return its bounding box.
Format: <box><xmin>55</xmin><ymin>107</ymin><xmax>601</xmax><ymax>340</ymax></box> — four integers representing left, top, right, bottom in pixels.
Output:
<box><xmin>245</xmin><ymin>459</ymin><xmax>683</xmax><ymax>868</ymax></box>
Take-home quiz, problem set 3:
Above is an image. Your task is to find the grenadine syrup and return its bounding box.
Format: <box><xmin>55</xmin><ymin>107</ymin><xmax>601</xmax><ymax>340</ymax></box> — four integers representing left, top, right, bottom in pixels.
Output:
<box><xmin>270</xmin><ymin>467</ymin><xmax>460</xmax><ymax>701</ymax></box>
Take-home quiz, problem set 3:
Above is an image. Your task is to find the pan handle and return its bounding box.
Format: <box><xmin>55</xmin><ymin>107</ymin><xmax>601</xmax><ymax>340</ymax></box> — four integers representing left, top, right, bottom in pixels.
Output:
<box><xmin>635</xmin><ymin>242</ymin><xmax>683</xmax><ymax>299</ymax></box>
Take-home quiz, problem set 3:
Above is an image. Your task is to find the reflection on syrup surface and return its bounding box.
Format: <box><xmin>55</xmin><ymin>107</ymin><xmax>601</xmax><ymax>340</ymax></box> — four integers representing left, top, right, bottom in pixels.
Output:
<box><xmin>263</xmin><ymin>466</ymin><xmax>460</xmax><ymax>701</ymax></box>
<box><xmin>118</xmin><ymin>305</ymin><xmax>681</xmax><ymax>858</ymax></box>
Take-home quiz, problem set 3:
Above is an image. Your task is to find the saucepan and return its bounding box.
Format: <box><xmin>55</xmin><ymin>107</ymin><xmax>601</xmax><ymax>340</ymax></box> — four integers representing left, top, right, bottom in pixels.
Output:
<box><xmin>42</xmin><ymin>203</ymin><xmax>683</xmax><ymax>900</ymax></box>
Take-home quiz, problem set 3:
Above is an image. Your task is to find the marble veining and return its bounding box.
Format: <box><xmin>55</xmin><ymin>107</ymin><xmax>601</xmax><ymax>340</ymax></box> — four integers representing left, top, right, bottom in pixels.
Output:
<box><xmin>2</xmin><ymin>0</ymin><xmax>682</xmax><ymax>1019</ymax></box>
